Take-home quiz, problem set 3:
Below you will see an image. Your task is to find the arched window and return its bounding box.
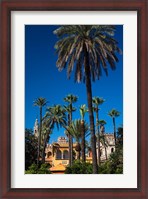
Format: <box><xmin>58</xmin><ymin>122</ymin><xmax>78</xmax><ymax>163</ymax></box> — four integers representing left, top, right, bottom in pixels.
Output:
<box><xmin>63</xmin><ymin>150</ymin><xmax>69</xmax><ymax>159</ymax></box>
<box><xmin>47</xmin><ymin>151</ymin><xmax>52</xmax><ymax>158</ymax></box>
<box><xmin>56</xmin><ymin>149</ymin><xmax>62</xmax><ymax>159</ymax></box>
<box><xmin>111</xmin><ymin>148</ymin><xmax>114</xmax><ymax>153</ymax></box>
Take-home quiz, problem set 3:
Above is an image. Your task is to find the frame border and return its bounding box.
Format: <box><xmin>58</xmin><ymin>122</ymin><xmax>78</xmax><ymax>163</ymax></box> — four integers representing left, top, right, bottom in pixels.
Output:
<box><xmin>0</xmin><ymin>0</ymin><xmax>147</xmax><ymax>198</ymax></box>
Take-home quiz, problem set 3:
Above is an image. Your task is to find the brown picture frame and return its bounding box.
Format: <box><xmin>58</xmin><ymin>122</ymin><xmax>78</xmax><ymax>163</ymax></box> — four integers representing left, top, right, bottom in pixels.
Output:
<box><xmin>0</xmin><ymin>0</ymin><xmax>148</xmax><ymax>198</ymax></box>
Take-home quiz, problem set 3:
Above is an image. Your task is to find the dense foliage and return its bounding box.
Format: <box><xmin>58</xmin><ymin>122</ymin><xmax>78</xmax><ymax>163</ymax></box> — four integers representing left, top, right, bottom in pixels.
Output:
<box><xmin>99</xmin><ymin>127</ymin><xmax>123</xmax><ymax>174</ymax></box>
<box><xmin>65</xmin><ymin>160</ymin><xmax>93</xmax><ymax>174</ymax></box>
<box><xmin>65</xmin><ymin>127</ymin><xmax>123</xmax><ymax>174</ymax></box>
<box><xmin>25</xmin><ymin>163</ymin><xmax>51</xmax><ymax>174</ymax></box>
<box><xmin>25</xmin><ymin>129</ymin><xmax>38</xmax><ymax>170</ymax></box>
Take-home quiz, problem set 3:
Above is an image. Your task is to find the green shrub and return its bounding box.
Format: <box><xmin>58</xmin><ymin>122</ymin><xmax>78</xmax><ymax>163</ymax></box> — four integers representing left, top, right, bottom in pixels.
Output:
<box><xmin>99</xmin><ymin>161</ymin><xmax>112</xmax><ymax>174</ymax></box>
<box><xmin>25</xmin><ymin>163</ymin><xmax>51</xmax><ymax>174</ymax></box>
<box><xmin>65</xmin><ymin>160</ymin><xmax>93</xmax><ymax>174</ymax></box>
<box><xmin>25</xmin><ymin>163</ymin><xmax>38</xmax><ymax>174</ymax></box>
<box><xmin>38</xmin><ymin>163</ymin><xmax>51</xmax><ymax>174</ymax></box>
<box><xmin>98</xmin><ymin>150</ymin><xmax>123</xmax><ymax>174</ymax></box>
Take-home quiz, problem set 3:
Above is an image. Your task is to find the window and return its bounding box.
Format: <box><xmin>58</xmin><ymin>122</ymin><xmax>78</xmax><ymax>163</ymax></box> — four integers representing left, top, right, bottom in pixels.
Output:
<box><xmin>62</xmin><ymin>160</ymin><xmax>68</xmax><ymax>165</ymax></box>
<box><xmin>47</xmin><ymin>151</ymin><xmax>52</xmax><ymax>158</ymax></box>
<box><xmin>63</xmin><ymin>150</ymin><xmax>69</xmax><ymax>159</ymax></box>
<box><xmin>111</xmin><ymin>148</ymin><xmax>114</xmax><ymax>153</ymax></box>
<box><xmin>56</xmin><ymin>149</ymin><xmax>62</xmax><ymax>159</ymax></box>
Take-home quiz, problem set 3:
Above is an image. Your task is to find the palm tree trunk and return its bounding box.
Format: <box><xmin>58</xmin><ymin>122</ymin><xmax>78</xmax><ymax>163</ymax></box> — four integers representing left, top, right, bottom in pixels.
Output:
<box><xmin>42</xmin><ymin>136</ymin><xmax>46</xmax><ymax>164</ymax></box>
<box><xmin>37</xmin><ymin>107</ymin><xmax>42</xmax><ymax>167</ymax></box>
<box><xmin>77</xmin><ymin>151</ymin><xmax>80</xmax><ymax>160</ymax></box>
<box><xmin>84</xmin><ymin>45</ymin><xmax>98</xmax><ymax>174</ymax></box>
<box><xmin>69</xmin><ymin>105</ymin><xmax>73</xmax><ymax>166</ymax></box>
<box><xmin>42</xmin><ymin>134</ymin><xmax>50</xmax><ymax>164</ymax></box>
<box><xmin>75</xmin><ymin>142</ymin><xmax>81</xmax><ymax>160</ymax></box>
<box><xmin>113</xmin><ymin>117</ymin><xmax>116</xmax><ymax>146</ymax></box>
<box><xmin>81</xmin><ymin>120</ymin><xmax>85</xmax><ymax>162</ymax></box>
<box><xmin>67</xmin><ymin>113</ymin><xmax>72</xmax><ymax>167</ymax></box>
<box><xmin>69</xmin><ymin>133</ymin><xmax>72</xmax><ymax>166</ymax></box>
<box><xmin>96</xmin><ymin>111</ymin><xmax>100</xmax><ymax>165</ymax></box>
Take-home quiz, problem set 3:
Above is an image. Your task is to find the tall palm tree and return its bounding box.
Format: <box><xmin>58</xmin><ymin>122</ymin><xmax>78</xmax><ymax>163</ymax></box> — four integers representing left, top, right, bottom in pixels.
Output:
<box><xmin>41</xmin><ymin>121</ymin><xmax>52</xmax><ymax>164</ymax></box>
<box><xmin>67</xmin><ymin>119</ymin><xmax>89</xmax><ymax>160</ymax></box>
<box><xmin>33</xmin><ymin>97</ymin><xmax>47</xmax><ymax>166</ymax></box>
<box><xmin>63</xmin><ymin>104</ymin><xmax>76</xmax><ymax>165</ymax></box>
<box><xmin>64</xmin><ymin>94</ymin><xmax>78</xmax><ymax>166</ymax></box>
<box><xmin>54</xmin><ymin>25</ymin><xmax>121</xmax><ymax>173</ymax></box>
<box><xmin>43</xmin><ymin>104</ymin><xmax>67</xmax><ymax>161</ymax></box>
<box><xmin>108</xmin><ymin>109</ymin><xmax>120</xmax><ymax>146</ymax></box>
<box><xmin>92</xmin><ymin>97</ymin><xmax>105</xmax><ymax>165</ymax></box>
<box><xmin>79</xmin><ymin>104</ymin><xmax>88</xmax><ymax>162</ymax></box>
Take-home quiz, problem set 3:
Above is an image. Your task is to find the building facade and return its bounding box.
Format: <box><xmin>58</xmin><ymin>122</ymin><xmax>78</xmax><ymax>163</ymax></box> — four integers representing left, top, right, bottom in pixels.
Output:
<box><xmin>45</xmin><ymin>136</ymin><xmax>115</xmax><ymax>173</ymax></box>
<box><xmin>33</xmin><ymin>120</ymin><xmax>115</xmax><ymax>173</ymax></box>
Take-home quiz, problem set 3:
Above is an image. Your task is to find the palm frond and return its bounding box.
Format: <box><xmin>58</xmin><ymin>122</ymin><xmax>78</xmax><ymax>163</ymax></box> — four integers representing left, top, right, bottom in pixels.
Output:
<box><xmin>54</xmin><ymin>25</ymin><xmax>122</xmax><ymax>82</ymax></box>
<box><xmin>108</xmin><ymin>109</ymin><xmax>120</xmax><ymax>118</ymax></box>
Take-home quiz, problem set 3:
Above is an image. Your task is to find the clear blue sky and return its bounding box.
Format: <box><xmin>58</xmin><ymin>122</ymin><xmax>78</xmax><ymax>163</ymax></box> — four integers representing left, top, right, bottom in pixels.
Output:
<box><xmin>25</xmin><ymin>25</ymin><xmax>123</xmax><ymax>143</ymax></box>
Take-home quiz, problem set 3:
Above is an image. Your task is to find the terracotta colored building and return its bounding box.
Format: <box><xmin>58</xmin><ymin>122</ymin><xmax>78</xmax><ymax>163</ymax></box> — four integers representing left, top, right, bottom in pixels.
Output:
<box><xmin>45</xmin><ymin>136</ymin><xmax>115</xmax><ymax>174</ymax></box>
<box><xmin>33</xmin><ymin>119</ymin><xmax>115</xmax><ymax>174</ymax></box>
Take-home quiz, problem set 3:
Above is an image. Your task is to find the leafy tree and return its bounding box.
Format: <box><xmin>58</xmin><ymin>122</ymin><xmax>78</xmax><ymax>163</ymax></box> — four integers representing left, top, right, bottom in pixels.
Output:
<box><xmin>64</xmin><ymin>94</ymin><xmax>78</xmax><ymax>166</ymax></box>
<box><xmin>99</xmin><ymin>150</ymin><xmax>123</xmax><ymax>174</ymax></box>
<box><xmin>116</xmin><ymin>126</ymin><xmax>123</xmax><ymax>147</ymax></box>
<box><xmin>37</xmin><ymin>163</ymin><xmax>51</xmax><ymax>174</ymax></box>
<box><xmin>114</xmin><ymin>126</ymin><xmax>123</xmax><ymax>172</ymax></box>
<box><xmin>25</xmin><ymin>163</ymin><xmax>51</xmax><ymax>174</ymax></box>
<box><xmin>33</xmin><ymin>97</ymin><xmax>47</xmax><ymax>166</ymax></box>
<box><xmin>25</xmin><ymin>128</ymin><xmax>38</xmax><ymax>170</ymax></box>
<box><xmin>54</xmin><ymin>25</ymin><xmax>121</xmax><ymax>173</ymax></box>
<box><xmin>92</xmin><ymin>97</ymin><xmax>105</xmax><ymax>165</ymax></box>
<box><xmin>25</xmin><ymin>163</ymin><xmax>38</xmax><ymax>174</ymax></box>
<box><xmin>108</xmin><ymin>109</ymin><xmax>120</xmax><ymax>146</ymax></box>
<box><xmin>65</xmin><ymin>160</ymin><xmax>93</xmax><ymax>174</ymax></box>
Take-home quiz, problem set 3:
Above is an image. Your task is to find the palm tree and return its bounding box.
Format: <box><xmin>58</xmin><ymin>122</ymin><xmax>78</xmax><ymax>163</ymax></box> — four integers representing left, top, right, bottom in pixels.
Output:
<box><xmin>108</xmin><ymin>109</ymin><xmax>120</xmax><ymax>146</ymax></box>
<box><xmin>92</xmin><ymin>97</ymin><xmax>105</xmax><ymax>165</ymax></box>
<box><xmin>41</xmin><ymin>121</ymin><xmax>52</xmax><ymax>164</ymax></box>
<box><xmin>79</xmin><ymin>104</ymin><xmax>88</xmax><ymax>162</ymax></box>
<box><xmin>63</xmin><ymin>104</ymin><xmax>76</xmax><ymax>165</ymax></box>
<box><xmin>67</xmin><ymin>119</ymin><xmax>89</xmax><ymax>160</ymax></box>
<box><xmin>33</xmin><ymin>97</ymin><xmax>47</xmax><ymax>166</ymax></box>
<box><xmin>98</xmin><ymin>120</ymin><xmax>108</xmax><ymax>161</ymax></box>
<box><xmin>43</xmin><ymin>104</ymin><xmax>67</xmax><ymax>161</ymax></box>
<box><xmin>64</xmin><ymin>94</ymin><xmax>78</xmax><ymax>166</ymax></box>
<box><xmin>54</xmin><ymin>25</ymin><xmax>121</xmax><ymax>173</ymax></box>
<box><xmin>44</xmin><ymin>105</ymin><xmax>67</xmax><ymax>130</ymax></box>
<box><xmin>68</xmin><ymin>120</ymin><xmax>81</xmax><ymax>160</ymax></box>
